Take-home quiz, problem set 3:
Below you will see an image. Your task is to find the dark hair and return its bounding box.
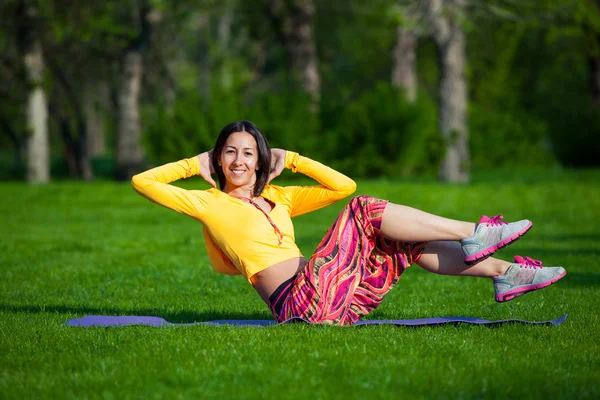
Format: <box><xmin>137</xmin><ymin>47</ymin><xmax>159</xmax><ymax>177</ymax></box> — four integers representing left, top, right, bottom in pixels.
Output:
<box><xmin>212</xmin><ymin>120</ymin><xmax>272</xmax><ymax>197</ymax></box>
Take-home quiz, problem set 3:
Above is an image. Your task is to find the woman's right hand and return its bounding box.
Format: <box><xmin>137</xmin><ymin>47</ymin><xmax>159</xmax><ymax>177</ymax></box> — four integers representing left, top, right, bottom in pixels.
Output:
<box><xmin>197</xmin><ymin>149</ymin><xmax>217</xmax><ymax>188</ymax></box>
<box><xmin>268</xmin><ymin>148</ymin><xmax>286</xmax><ymax>183</ymax></box>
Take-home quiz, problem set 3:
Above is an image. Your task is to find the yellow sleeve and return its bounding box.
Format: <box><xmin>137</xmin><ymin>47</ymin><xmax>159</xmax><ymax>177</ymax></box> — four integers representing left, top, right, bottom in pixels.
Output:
<box><xmin>283</xmin><ymin>151</ymin><xmax>356</xmax><ymax>217</ymax></box>
<box><xmin>131</xmin><ymin>157</ymin><xmax>210</xmax><ymax>218</ymax></box>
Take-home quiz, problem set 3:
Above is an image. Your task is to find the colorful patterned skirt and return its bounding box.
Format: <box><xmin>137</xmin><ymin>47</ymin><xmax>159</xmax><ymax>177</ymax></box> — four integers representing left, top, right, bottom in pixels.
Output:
<box><xmin>269</xmin><ymin>195</ymin><xmax>427</xmax><ymax>326</ymax></box>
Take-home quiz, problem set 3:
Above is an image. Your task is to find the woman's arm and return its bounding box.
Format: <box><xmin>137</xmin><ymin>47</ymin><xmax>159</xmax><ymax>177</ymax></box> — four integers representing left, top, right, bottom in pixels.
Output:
<box><xmin>280</xmin><ymin>151</ymin><xmax>357</xmax><ymax>217</ymax></box>
<box><xmin>131</xmin><ymin>155</ymin><xmax>212</xmax><ymax>218</ymax></box>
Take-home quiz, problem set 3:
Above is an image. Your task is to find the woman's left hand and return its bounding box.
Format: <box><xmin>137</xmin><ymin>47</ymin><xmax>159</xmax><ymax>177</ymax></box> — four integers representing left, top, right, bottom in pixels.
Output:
<box><xmin>268</xmin><ymin>148</ymin><xmax>286</xmax><ymax>183</ymax></box>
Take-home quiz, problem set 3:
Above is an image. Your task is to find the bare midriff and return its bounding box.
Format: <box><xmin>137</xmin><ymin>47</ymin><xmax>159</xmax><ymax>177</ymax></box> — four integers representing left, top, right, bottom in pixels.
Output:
<box><xmin>250</xmin><ymin>257</ymin><xmax>308</xmax><ymax>304</ymax></box>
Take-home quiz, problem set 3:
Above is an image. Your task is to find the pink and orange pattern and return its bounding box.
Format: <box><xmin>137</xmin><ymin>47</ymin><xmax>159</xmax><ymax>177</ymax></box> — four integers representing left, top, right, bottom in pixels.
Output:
<box><xmin>270</xmin><ymin>195</ymin><xmax>427</xmax><ymax>326</ymax></box>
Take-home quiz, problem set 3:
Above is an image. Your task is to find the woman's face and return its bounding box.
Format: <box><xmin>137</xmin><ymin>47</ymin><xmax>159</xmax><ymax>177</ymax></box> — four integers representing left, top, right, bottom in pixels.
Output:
<box><xmin>219</xmin><ymin>131</ymin><xmax>260</xmax><ymax>193</ymax></box>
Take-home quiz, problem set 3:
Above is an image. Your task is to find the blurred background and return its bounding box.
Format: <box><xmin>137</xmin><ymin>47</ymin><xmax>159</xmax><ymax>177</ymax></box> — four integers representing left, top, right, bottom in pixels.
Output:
<box><xmin>1</xmin><ymin>0</ymin><xmax>599</xmax><ymax>184</ymax></box>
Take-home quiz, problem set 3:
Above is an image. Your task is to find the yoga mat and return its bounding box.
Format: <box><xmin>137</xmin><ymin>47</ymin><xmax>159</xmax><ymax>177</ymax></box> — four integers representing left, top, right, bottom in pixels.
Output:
<box><xmin>65</xmin><ymin>314</ymin><xmax>568</xmax><ymax>328</ymax></box>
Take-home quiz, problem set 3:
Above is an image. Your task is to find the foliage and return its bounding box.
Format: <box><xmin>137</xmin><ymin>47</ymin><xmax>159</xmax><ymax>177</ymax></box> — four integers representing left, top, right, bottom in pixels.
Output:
<box><xmin>1</xmin><ymin>0</ymin><xmax>600</xmax><ymax>181</ymax></box>
<box><xmin>466</xmin><ymin>1</ymin><xmax>600</xmax><ymax>170</ymax></box>
<box><xmin>469</xmin><ymin>105</ymin><xmax>556</xmax><ymax>170</ymax></box>
<box><xmin>143</xmin><ymin>79</ymin><xmax>320</xmax><ymax>166</ymax></box>
<box><xmin>544</xmin><ymin>100</ymin><xmax>600</xmax><ymax>167</ymax></box>
<box><xmin>321</xmin><ymin>82</ymin><xmax>442</xmax><ymax>178</ymax></box>
<box><xmin>530</xmin><ymin>9</ymin><xmax>600</xmax><ymax>167</ymax></box>
<box><xmin>2</xmin><ymin>176</ymin><xmax>600</xmax><ymax>398</ymax></box>
<box><xmin>144</xmin><ymin>81</ymin><xmax>442</xmax><ymax>178</ymax></box>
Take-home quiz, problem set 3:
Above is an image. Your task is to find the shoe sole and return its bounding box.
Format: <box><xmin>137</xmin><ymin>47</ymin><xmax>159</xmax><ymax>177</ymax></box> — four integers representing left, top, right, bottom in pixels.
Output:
<box><xmin>495</xmin><ymin>269</ymin><xmax>567</xmax><ymax>302</ymax></box>
<box><xmin>464</xmin><ymin>221</ymin><xmax>533</xmax><ymax>266</ymax></box>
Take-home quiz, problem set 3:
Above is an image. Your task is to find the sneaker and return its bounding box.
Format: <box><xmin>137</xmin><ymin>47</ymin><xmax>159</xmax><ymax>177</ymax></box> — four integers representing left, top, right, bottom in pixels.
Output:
<box><xmin>493</xmin><ymin>256</ymin><xmax>566</xmax><ymax>302</ymax></box>
<box><xmin>461</xmin><ymin>215</ymin><xmax>532</xmax><ymax>265</ymax></box>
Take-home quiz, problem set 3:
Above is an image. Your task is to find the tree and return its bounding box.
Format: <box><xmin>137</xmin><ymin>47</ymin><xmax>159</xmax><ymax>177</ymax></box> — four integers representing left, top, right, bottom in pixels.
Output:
<box><xmin>1</xmin><ymin>1</ymin><xmax>27</xmax><ymax>175</ymax></box>
<box><xmin>265</xmin><ymin>0</ymin><xmax>321</xmax><ymax>109</ymax></box>
<box><xmin>16</xmin><ymin>0</ymin><xmax>49</xmax><ymax>183</ymax></box>
<box><xmin>84</xmin><ymin>83</ymin><xmax>108</xmax><ymax>161</ymax></box>
<box><xmin>587</xmin><ymin>0</ymin><xmax>600</xmax><ymax>108</ymax></box>
<box><xmin>425</xmin><ymin>0</ymin><xmax>469</xmax><ymax>183</ymax></box>
<box><xmin>115</xmin><ymin>1</ymin><xmax>153</xmax><ymax>181</ymax></box>
<box><xmin>391</xmin><ymin>4</ymin><xmax>419</xmax><ymax>102</ymax></box>
<box><xmin>39</xmin><ymin>1</ymin><xmax>128</xmax><ymax>181</ymax></box>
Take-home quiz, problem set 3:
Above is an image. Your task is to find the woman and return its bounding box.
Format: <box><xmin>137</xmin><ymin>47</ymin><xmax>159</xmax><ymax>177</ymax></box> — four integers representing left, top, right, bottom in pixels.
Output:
<box><xmin>132</xmin><ymin>121</ymin><xmax>566</xmax><ymax>326</ymax></box>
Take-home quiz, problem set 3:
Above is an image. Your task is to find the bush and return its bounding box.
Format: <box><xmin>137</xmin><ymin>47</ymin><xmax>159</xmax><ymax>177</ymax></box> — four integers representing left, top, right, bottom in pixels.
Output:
<box><xmin>142</xmin><ymin>85</ymin><xmax>319</xmax><ymax>166</ymax></box>
<box><xmin>469</xmin><ymin>105</ymin><xmax>557</xmax><ymax>170</ymax></box>
<box><xmin>0</xmin><ymin>152</ymin><xmax>25</xmax><ymax>180</ymax></box>
<box><xmin>321</xmin><ymin>82</ymin><xmax>442</xmax><ymax>178</ymax></box>
<box><xmin>143</xmin><ymin>82</ymin><xmax>443</xmax><ymax>179</ymax></box>
<box><xmin>545</xmin><ymin>102</ymin><xmax>600</xmax><ymax>168</ymax></box>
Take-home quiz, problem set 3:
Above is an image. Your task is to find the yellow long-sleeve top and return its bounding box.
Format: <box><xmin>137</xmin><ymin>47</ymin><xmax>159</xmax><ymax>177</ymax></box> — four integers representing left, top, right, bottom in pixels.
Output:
<box><xmin>131</xmin><ymin>151</ymin><xmax>356</xmax><ymax>281</ymax></box>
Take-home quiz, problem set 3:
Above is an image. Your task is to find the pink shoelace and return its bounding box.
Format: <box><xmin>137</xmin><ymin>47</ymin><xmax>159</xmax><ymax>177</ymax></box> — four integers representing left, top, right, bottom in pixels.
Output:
<box><xmin>485</xmin><ymin>215</ymin><xmax>508</xmax><ymax>226</ymax></box>
<box><xmin>515</xmin><ymin>255</ymin><xmax>543</xmax><ymax>269</ymax></box>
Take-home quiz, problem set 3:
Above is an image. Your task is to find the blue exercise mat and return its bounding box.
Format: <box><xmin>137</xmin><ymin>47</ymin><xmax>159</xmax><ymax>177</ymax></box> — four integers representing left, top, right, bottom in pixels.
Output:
<box><xmin>65</xmin><ymin>314</ymin><xmax>568</xmax><ymax>327</ymax></box>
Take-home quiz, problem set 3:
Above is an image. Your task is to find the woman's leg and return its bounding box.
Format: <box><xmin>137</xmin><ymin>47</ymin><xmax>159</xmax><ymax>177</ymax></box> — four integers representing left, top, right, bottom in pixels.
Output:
<box><xmin>277</xmin><ymin>196</ymin><xmax>415</xmax><ymax>325</ymax></box>
<box><xmin>416</xmin><ymin>241</ymin><xmax>509</xmax><ymax>277</ymax></box>
<box><xmin>416</xmin><ymin>241</ymin><xmax>567</xmax><ymax>303</ymax></box>
<box><xmin>379</xmin><ymin>200</ymin><xmax>532</xmax><ymax>266</ymax></box>
<box><xmin>380</xmin><ymin>203</ymin><xmax>476</xmax><ymax>242</ymax></box>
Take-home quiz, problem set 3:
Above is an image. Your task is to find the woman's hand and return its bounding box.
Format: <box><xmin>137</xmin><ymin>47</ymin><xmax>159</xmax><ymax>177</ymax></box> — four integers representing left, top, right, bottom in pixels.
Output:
<box><xmin>197</xmin><ymin>149</ymin><xmax>217</xmax><ymax>188</ymax></box>
<box><xmin>268</xmin><ymin>148</ymin><xmax>286</xmax><ymax>184</ymax></box>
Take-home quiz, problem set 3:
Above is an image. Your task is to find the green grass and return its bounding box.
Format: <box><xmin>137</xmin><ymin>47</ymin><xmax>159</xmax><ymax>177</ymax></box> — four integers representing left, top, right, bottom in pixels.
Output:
<box><xmin>1</xmin><ymin>172</ymin><xmax>600</xmax><ymax>399</ymax></box>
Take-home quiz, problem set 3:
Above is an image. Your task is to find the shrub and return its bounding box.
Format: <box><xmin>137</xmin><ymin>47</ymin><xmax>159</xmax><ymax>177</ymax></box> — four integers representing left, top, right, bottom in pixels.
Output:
<box><xmin>469</xmin><ymin>105</ymin><xmax>557</xmax><ymax>170</ymax></box>
<box><xmin>321</xmin><ymin>82</ymin><xmax>442</xmax><ymax>178</ymax></box>
<box><xmin>143</xmin><ymin>85</ymin><xmax>319</xmax><ymax>167</ymax></box>
<box><xmin>545</xmin><ymin>102</ymin><xmax>600</xmax><ymax>168</ymax></box>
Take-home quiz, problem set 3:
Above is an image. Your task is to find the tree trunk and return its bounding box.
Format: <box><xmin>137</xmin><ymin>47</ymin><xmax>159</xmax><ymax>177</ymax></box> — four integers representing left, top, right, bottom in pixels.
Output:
<box><xmin>84</xmin><ymin>82</ymin><xmax>107</xmax><ymax>157</ymax></box>
<box><xmin>115</xmin><ymin>51</ymin><xmax>144</xmax><ymax>180</ymax></box>
<box><xmin>218</xmin><ymin>8</ymin><xmax>234</xmax><ymax>90</ymax></box>
<box><xmin>392</xmin><ymin>27</ymin><xmax>417</xmax><ymax>102</ymax></box>
<box><xmin>0</xmin><ymin>114</ymin><xmax>26</xmax><ymax>173</ymax></box>
<box><xmin>115</xmin><ymin>2</ymin><xmax>151</xmax><ymax>181</ymax></box>
<box><xmin>252</xmin><ymin>40</ymin><xmax>268</xmax><ymax>81</ymax></box>
<box><xmin>196</xmin><ymin>12</ymin><xmax>211</xmax><ymax>100</ymax></box>
<box><xmin>24</xmin><ymin>43</ymin><xmax>50</xmax><ymax>183</ymax></box>
<box><xmin>438</xmin><ymin>31</ymin><xmax>468</xmax><ymax>183</ymax></box>
<box><xmin>426</xmin><ymin>0</ymin><xmax>469</xmax><ymax>183</ymax></box>
<box><xmin>17</xmin><ymin>1</ymin><xmax>49</xmax><ymax>183</ymax></box>
<box><xmin>161</xmin><ymin>63</ymin><xmax>176</xmax><ymax>116</ymax></box>
<box><xmin>149</xmin><ymin>7</ymin><xmax>176</xmax><ymax>115</ymax></box>
<box><xmin>286</xmin><ymin>0</ymin><xmax>320</xmax><ymax>105</ymax></box>
<box><xmin>59</xmin><ymin>116</ymin><xmax>78</xmax><ymax>178</ymax></box>
<box><xmin>267</xmin><ymin>0</ymin><xmax>321</xmax><ymax>108</ymax></box>
<box><xmin>45</xmin><ymin>52</ymin><xmax>93</xmax><ymax>180</ymax></box>
<box><xmin>590</xmin><ymin>1</ymin><xmax>600</xmax><ymax>109</ymax></box>
<box><xmin>591</xmin><ymin>55</ymin><xmax>600</xmax><ymax>108</ymax></box>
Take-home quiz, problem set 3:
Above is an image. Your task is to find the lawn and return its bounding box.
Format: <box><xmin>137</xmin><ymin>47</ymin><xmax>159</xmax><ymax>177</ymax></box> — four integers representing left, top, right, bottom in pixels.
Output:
<box><xmin>1</xmin><ymin>170</ymin><xmax>599</xmax><ymax>399</ymax></box>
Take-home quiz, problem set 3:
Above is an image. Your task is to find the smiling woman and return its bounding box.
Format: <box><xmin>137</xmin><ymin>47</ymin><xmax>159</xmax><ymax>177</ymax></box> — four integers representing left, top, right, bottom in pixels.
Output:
<box><xmin>211</xmin><ymin>122</ymin><xmax>272</xmax><ymax>198</ymax></box>
<box><xmin>131</xmin><ymin>120</ymin><xmax>566</xmax><ymax>325</ymax></box>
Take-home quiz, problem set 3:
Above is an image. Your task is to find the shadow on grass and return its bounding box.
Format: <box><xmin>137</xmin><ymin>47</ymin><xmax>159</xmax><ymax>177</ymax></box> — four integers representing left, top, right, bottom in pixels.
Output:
<box><xmin>558</xmin><ymin>272</ymin><xmax>600</xmax><ymax>288</ymax></box>
<box><xmin>533</xmin><ymin>233</ymin><xmax>600</xmax><ymax>242</ymax></box>
<box><xmin>0</xmin><ymin>304</ymin><xmax>569</xmax><ymax>329</ymax></box>
<box><xmin>515</xmin><ymin>247</ymin><xmax>600</xmax><ymax>257</ymax></box>
<box><xmin>0</xmin><ymin>304</ymin><xmax>271</xmax><ymax>323</ymax></box>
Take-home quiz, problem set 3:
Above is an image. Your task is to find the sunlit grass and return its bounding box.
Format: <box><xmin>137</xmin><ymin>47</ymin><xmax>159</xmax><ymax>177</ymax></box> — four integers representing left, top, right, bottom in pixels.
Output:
<box><xmin>1</xmin><ymin>173</ymin><xmax>599</xmax><ymax>399</ymax></box>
